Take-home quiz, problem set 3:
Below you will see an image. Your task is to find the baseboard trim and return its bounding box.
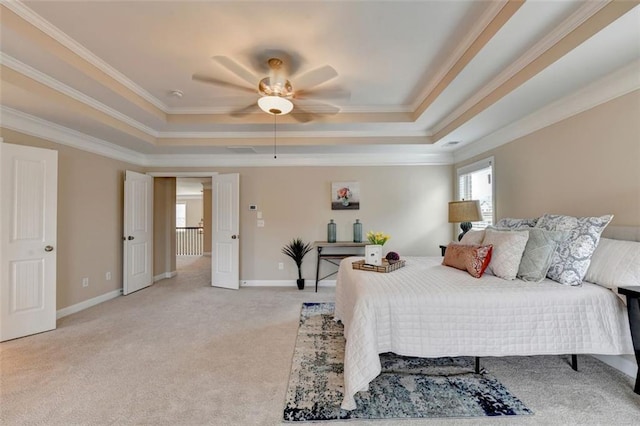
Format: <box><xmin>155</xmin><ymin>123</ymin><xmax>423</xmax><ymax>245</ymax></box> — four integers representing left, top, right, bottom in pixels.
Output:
<box><xmin>591</xmin><ymin>354</ymin><xmax>638</xmax><ymax>379</ymax></box>
<box><xmin>240</xmin><ymin>279</ymin><xmax>336</xmax><ymax>288</ymax></box>
<box><xmin>153</xmin><ymin>271</ymin><xmax>177</xmax><ymax>282</ymax></box>
<box><xmin>56</xmin><ymin>289</ymin><xmax>122</xmax><ymax>319</ymax></box>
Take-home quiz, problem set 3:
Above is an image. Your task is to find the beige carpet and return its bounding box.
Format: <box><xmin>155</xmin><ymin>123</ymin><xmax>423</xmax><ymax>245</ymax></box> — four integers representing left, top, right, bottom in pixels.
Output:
<box><xmin>1</xmin><ymin>255</ymin><xmax>639</xmax><ymax>425</ymax></box>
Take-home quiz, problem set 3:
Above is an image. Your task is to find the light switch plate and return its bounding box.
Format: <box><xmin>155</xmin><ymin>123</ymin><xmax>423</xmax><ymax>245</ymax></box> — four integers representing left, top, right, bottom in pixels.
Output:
<box><xmin>257</xmin><ymin>219</ymin><xmax>265</xmax><ymax>227</ymax></box>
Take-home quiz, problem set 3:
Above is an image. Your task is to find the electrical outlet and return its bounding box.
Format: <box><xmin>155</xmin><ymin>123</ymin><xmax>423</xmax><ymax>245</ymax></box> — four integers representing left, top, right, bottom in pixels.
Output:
<box><xmin>105</xmin><ymin>271</ymin><xmax>112</xmax><ymax>281</ymax></box>
<box><xmin>257</xmin><ymin>219</ymin><xmax>265</xmax><ymax>227</ymax></box>
<box><xmin>82</xmin><ymin>277</ymin><xmax>89</xmax><ymax>287</ymax></box>
<box><xmin>278</xmin><ymin>262</ymin><xmax>284</xmax><ymax>270</ymax></box>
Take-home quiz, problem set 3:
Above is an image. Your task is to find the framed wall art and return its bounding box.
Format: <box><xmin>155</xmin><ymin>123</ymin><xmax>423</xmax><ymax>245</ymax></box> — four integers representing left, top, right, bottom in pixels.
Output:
<box><xmin>331</xmin><ymin>181</ymin><xmax>360</xmax><ymax>210</ymax></box>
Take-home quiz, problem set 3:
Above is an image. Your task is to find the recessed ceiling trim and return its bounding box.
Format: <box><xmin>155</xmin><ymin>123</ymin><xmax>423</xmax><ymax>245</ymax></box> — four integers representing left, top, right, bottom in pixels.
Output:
<box><xmin>1</xmin><ymin>2</ymin><xmax>167</xmax><ymax>119</ymax></box>
<box><xmin>143</xmin><ymin>152</ymin><xmax>454</xmax><ymax>168</ymax></box>
<box><xmin>156</xmin><ymin>135</ymin><xmax>432</xmax><ymax>147</ymax></box>
<box><xmin>1</xmin><ymin>106</ymin><xmax>147</xmax><ymax>164</ymax></box>
<box><xmin>1</xmin><ymin>64</ymin><xmax>157</xmax><ymax>145</ymax></box>
<box><xmin>431</xmin><ymin>0</ymin><xmax>636</xmax><ymax>142</ymax></box>
<box><xmin>1</xmin><ymin>53</ymin><xmax>159</xmax><ymax>138</ymax></box>
<box><xmin>431</xmin><ymin>0</ymin><xmax>611</xmax><ymax>136</ymax></box>
<box><xmin>411</xmin><ymin>0</ymin><xmax>508</xmax><ymax>111</ymax></box>
<box><xmin>452</xmin><ymin>60</ymin><xmax>640</xmax><ymax>163</ymax></box>
<box><xmin>156</xmin><ymin>131</ymin><xmax>432</xmax><ymax>141</ymax></box>
<box><xmin>413</xmin><ymin>0</ymin><xmax>524</xmax><ymax>119</ymax></box>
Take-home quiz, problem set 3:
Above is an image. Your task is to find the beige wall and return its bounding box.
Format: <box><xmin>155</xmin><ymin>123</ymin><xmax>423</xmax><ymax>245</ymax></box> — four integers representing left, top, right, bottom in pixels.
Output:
<box><xmin>455</xmin><ymin>90</ymin><xmax>640</xmax><ymax>226</ymax></box>
<box><xmin>202</xmin><ymin>186</ymin><xmax>212</xmax><ymax>253</ymax></box>
<box><xmin>176</xmin><ymin>197</ymin><xmax>203</xmax><ymax>227</ymax></box>
<box><xmin>0</xmin><ymin>128</ymin><xmax>143</xmax><ymax>309</ymax></box>
<box><xmin>147</xmin><ymin>166</ymin><xmax>453</xmax><ymax>281</ymax></box>
<box><xmin>8</xmin><ymin>88</ymin><xmax>635</xmax><ymax>307</ymax></box>
<box><xmin>154</xmin><ymin>178</ymin><xmax>176</xmax><ymax>277</ymax></box>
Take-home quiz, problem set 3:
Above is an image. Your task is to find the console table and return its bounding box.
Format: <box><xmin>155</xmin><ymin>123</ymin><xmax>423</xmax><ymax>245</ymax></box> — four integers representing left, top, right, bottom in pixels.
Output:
<box><xmin>618</xmin><ymin>286</ymin><xmax>640</xmax><ymax>395</ymax></box>
<box><xmin>314</xmin><ymin>241</ymin><xmax>367</xmax><ymax>292</ymax></box>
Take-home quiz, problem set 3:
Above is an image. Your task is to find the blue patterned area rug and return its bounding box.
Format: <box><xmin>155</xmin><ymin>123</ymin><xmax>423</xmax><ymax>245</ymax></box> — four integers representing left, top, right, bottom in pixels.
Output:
<box><xmin>283</xmin><ymin>302</ymin><xmax>533</xmax><ymax>422</ymax></box>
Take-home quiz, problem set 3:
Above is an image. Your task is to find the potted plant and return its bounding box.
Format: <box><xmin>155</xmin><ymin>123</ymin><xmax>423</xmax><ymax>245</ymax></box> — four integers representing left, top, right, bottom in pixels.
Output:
<box><xmin>282</xmin><ymin>238</ymin><xmax>314</xmax><ymax>290</ymax></box>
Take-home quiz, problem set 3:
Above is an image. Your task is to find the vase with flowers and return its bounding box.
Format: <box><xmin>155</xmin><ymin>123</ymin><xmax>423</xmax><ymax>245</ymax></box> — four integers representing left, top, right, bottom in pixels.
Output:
<box><xmin>365</xmin><ymin>231</ymin><xmax>390</xmax><ymax>266</ymax></box>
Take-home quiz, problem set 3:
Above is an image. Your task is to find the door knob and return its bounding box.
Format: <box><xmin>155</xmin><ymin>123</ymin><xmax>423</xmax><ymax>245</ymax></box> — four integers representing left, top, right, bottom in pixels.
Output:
<box><xmin>231</xmin><ymin>235</ymin><xmax>237</xmax><ymax>239</ymax></box>
<box><xmin>44</xmin><ymin>245</ymin><xmax>54</xmax><ymax>252</ymax></box>
<box><xmin>128</xmin><ymin>236</ymin><xmax>134</xmax><ymax>240</ymax></box>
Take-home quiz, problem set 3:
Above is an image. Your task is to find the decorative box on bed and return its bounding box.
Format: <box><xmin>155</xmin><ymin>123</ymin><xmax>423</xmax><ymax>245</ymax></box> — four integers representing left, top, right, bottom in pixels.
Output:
<box><xmin>333</xmin><ymin>223</ymin><xmax>637</xmax><ymax>411</ymax></box>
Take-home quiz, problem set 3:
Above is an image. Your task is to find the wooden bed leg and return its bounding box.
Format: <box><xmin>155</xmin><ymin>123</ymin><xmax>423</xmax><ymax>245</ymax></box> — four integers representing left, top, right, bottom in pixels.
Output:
<box><xmin>475</xmin><ymin>357</ymin><xmax>481</xmax><ymax>374</ymax></box>
<box><xmin>571</xmin><ymin>354</ymin><xmax>578</xmax><ymax>371</ymax></box>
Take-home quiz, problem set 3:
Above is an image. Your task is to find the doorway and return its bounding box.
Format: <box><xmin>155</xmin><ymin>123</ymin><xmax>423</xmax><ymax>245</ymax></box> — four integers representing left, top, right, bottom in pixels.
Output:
<box><xmin>176</xmin><ymin>177</ymin><xmax>209</xmax><ymax>275</ymax></box>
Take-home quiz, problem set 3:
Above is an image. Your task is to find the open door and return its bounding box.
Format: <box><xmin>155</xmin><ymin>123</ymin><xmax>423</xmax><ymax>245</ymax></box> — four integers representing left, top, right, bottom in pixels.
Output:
<box><xmin>123</xmin><ymin>171</ymin><xmax>153</xmax><ymax>295</ymax></box>
<box><xmin>1</xmin><ymin>143</ymin><xmax>57</xmax><ymax>341</ymax></box>
<box><xmin>211</xmin><ymin>173</ymin><xmax>239</xmax><ymax>289</ymax></box>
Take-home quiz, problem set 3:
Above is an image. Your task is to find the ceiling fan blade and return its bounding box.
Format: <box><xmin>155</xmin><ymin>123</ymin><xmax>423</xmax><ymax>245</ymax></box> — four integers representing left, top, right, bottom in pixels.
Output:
<box><xmin>294</xmin><ymin>65</ymin><xmax>338</xmax><ymax>90</ymax></box>
<box><xmin>290</xmin><ymin>109</ymin><xmax>315</xmax><ymax>123</ymax></box>
<box><xmin>294</xmin><ymin>86</ymin><xmax>351</xmax><ymax>101</ymax></box>
<box><xmin>229</xmin><ymin>103</ymin><xmax>259</xmax><ymax>117</ymax></box>
<box><xmin>213</xmin><ymin>56</ymin><xmax>259</xmax><ymax>87</ymax></box>
<box><xmin>192</xmin><ymin>74</ymin><xmax>256</xmax><ymax>94</ymax></box>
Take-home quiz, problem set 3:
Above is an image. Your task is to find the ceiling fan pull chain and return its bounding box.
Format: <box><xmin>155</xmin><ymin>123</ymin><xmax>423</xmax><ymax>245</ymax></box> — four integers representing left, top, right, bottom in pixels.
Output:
<box><xmin>273</xmin><ymin>113</ymin><xmax>277</xmax><ymax>159</ymax></box>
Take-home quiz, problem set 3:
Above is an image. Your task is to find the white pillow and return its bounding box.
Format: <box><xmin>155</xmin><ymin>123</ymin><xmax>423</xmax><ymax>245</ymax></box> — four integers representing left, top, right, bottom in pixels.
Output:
<box><xmin>482</xmin><ymin>228</ymin><xmax>530</xmax><ymax>280</ymax></box>
<box><xmin>584</xmin><ymin>238</ymin><xmax>640</xmax><ymax>291</ymax></box>
<box><xmin>460</xmin><ymin>229</ymin><xmax>485</xmax><ymax>245</ymax></box>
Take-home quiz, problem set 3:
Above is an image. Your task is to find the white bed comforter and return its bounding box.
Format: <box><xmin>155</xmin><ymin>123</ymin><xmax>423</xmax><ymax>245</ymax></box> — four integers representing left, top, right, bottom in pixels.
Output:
<box><xmin>334</xmin><ymin>256</ymin><xmax>634</xmax><ymax>410</ymax></box>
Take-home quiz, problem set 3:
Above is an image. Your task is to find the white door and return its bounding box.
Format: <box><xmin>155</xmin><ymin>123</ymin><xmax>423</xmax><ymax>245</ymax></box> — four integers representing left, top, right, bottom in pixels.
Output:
<box><xmin>211</xmin><ymin>173</ymin><xmax>239</xmax><ymax>289</ymax></box>
<box><xmin>0</xmin><ymin>143</ymin><xmax>57</xmax><ymax>342</ymax></box>
<box><xmin>123</xmin><ymin>171</ymin><xmax>153</xmax><ymax>295</ymax></box>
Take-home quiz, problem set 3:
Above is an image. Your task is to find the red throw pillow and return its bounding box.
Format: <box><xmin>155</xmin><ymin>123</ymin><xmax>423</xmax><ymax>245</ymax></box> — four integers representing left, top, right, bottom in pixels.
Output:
<box><xmin>442</xmin><ymin>243</ymin><xmax>493</xmax><ymax>278</ymax></box>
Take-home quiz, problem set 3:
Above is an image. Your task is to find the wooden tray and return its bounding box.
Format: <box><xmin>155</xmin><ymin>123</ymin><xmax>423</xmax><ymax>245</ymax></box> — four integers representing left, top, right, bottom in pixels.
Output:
<box><xmin>352</xmin><ymin>259</ymin><xmax>405</xmax><ymax>273</ymax></box>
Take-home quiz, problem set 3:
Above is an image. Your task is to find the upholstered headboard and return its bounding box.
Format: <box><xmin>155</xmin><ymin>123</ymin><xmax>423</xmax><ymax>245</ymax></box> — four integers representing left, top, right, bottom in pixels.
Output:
<box><xmin>602</xmin><ymin>225</ymin><xmax>640</xmax><ymax>242</ymax></box>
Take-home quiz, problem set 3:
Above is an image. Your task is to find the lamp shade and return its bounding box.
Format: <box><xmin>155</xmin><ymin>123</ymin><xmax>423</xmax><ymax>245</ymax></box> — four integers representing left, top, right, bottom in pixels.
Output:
<box><xmin>448</xmin><ymin>200</ymin><xmax>482</xmax><ymax>223</ymax></box>
<box><xmin>258</xmin><ymin>96</ymin><xmax>293</xmax><ymax>115</ymax></box>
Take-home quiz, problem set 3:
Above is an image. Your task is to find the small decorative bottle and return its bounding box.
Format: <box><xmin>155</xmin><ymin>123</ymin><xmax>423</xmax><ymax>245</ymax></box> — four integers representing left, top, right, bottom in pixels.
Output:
<box><xmin>327</xmin><ymin>219</ymin><xmax>337</xmax><ymax>243</ymax></box>
<box><xmin>353</xmin><ymin>219</ymin><xmax>362</xmax><ymax>243</ymax></box>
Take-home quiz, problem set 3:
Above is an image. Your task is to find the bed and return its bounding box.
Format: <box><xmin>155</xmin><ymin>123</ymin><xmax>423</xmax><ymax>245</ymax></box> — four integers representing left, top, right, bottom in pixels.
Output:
<box><xmin>334</xmin><ymin>224</ymin><xmax>637</xmax><ymax>410</ymax></box>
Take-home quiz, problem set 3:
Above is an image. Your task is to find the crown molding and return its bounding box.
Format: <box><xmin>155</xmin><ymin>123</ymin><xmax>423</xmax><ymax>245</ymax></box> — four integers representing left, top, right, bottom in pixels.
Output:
<box><xmin>453</xmin><ymin>60</ymin><xmax>640</xmax><ymax>163</ymax></box>
<box><xmin>432</xmin><ymin>0</ymin><xmax>611</xmax><ymax>137</ymax></box>
<box><xmin>1</xmin><ymin>53</ymin><xmax>159</xmax><ymax>137</ymax></box>
<box><xmin>0</xmin><ymin>106</ymin><xmax>451</xmax><ymax>167</ymax></box>
<box><xmin>410</xmin><ymin>0</ymin><xmax>508</xmax><ymax>111</ymax></box>
<box><xmin>2</xmin><ymin>0</ymin><xmax>169</xmax><ymax>113</ymax></box>
<box><xmin>144</xmin><ymin>152</ymin><xmax>453</xmax><ymax>168</ymax></box>
<box><xmin>0</xmin><ymin>106</ymin><xmax>147</xmax><ymax>165</ymax></box>
<box><xmin>157</xmin><ymin>129</ymin><xmax>431</xmax><ymax>139</ymax></box>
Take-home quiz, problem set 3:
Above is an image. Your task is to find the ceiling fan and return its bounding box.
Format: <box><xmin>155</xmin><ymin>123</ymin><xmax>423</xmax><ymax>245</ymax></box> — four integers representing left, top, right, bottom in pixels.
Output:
<box><xmin>192</xmin><ymin>55</ymin><xmax>349</xmax><ymax>122</ymax></box>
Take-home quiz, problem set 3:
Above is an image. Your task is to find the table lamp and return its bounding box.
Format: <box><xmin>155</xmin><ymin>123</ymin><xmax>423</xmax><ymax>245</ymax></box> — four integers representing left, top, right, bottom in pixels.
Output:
<box><xmin>448</xmin><ymin>200</ymin><xmax>483</xmax><ymax>241</ymax></box>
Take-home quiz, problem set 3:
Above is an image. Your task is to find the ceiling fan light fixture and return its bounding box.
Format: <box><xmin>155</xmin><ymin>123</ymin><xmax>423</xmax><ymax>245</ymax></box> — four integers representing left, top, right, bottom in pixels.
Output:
<box><xmin>258</xmin><ymin>96</ymin><xmax>293</xmax><ymax>115</ymax></box>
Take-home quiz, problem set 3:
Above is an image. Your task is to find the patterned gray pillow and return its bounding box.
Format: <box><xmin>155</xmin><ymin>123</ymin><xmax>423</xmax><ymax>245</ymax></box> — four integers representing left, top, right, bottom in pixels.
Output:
<box><xmin>516</xmin><ymin>228</ymin><xmax>568</xmax><ymax>283</ymax></box>
<box><xmin>535</xmin><ymin>214</ymin><xmax>613</xmax><ymax>286</ymax></box>
<box><xmin>495</xmin><ymin>217</ymin><xmax>539</xmax><ymax>229</ymax></box>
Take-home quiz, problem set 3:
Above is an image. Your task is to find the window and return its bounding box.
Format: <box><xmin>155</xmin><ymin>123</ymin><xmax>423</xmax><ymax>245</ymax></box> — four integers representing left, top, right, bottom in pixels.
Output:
<box><xmin>456</xmin><ymin>157</ymin><xmax>494</xmax><ymax>229</ymax></box>
<box><xmin>176</xmin><ymin>203</ymin><xmax>186</xmax><ymax>228</ymax></box>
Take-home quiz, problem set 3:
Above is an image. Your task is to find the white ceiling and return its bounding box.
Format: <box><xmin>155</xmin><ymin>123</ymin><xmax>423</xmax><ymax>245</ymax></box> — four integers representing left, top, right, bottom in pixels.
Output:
<box><xmin>1</xmin><ymin>1</ymin><xmax>639</xmax><ymax>166</ymax></box>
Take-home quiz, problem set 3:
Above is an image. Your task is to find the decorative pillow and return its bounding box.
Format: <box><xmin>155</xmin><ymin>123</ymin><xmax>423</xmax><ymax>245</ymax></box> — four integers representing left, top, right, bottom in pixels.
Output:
<box><xmin>442</xmin><ymin>244</ymin><xmax>493</xmax><ymax>278</ymax></box>
<box><xmin>482</xmin><ymin>228</ymin><xmax>530</xmax><ymax>280</ymax></box>
<box><xmin>584</xmin><ymin>238</ymin><xmax>640</xmax><ymax>291</ymax></box>
<box><xmin>535</xmin><ymin>214</ymin><xmax>613</xmax><ymax>286</ymax></box>
<box><xmin>495</xmin><ymin>217</ymin><xmax>539</xmax><ymax>229</ymax></box>
<box><xmin>516</xmin><ymin>228</ymin><xmax>568</xmax><ymax>282</ymax></box>
<box><xmin>459</xmin><ymin>229</ymin><xmax>485</xmax><ymax>245</ymax></box>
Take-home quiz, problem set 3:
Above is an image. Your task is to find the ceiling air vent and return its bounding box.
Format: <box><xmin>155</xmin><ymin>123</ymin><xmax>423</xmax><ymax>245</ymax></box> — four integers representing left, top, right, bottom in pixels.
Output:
<box><xmin>226</xmin><ymin>146</ymin><xmax>257</xmax><ymax>154</ymax></box>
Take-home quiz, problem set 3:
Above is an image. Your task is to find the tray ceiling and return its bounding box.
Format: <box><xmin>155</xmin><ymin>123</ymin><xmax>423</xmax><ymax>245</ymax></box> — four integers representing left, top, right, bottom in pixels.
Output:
<box><xmin>1</xmin><ymin>1</ymin><xmax>638</xmax><ymax>166</ymax></box>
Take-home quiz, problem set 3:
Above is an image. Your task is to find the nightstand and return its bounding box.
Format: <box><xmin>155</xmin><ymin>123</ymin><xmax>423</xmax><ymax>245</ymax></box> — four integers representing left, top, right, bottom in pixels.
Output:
<box><xmin>618</xmin><ymin>286</ymin><xmax>640</xmax><ymax>395</ymax></box>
